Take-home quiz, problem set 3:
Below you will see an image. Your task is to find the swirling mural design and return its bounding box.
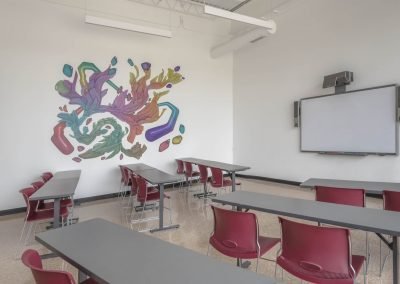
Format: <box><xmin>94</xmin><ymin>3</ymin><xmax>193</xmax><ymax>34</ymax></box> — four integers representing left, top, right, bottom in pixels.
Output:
<box><xmin>51</xmin><ymin>58</ymin><xmax>186</xmax><ymax>162</ymax></box>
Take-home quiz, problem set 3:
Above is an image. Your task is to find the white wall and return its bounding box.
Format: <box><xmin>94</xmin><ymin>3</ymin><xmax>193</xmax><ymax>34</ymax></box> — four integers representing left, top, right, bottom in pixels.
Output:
<box><xmin>0</xmin><ymin>0</ymin><xmax>233</xmax><ymax>210</ymax></box>
<box><xmin>233</xmin><ymin>0</ymin><xmax>400</xmax><ymax>182</ymax></box>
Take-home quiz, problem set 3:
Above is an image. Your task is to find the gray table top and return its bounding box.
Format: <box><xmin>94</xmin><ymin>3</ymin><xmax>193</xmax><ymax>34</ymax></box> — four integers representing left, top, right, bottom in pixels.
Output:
<box><xmin>53</xmin><ymin>170</ymin><xmax>81</xmax><ymax>179</ymax></box>
<box><xmin>212</xmin><ymin>191</ymin><xmax>400</xmax><ymax>236</ymax></box>
<box><xmin>301</xmin><ymin>178</ymin><xmax>400</xmax><ymax>195</ymax></box>
<box><xmin>178</xmin><ymin>157</ymin><xmax>250</xmax><ymax>172</ymax></box>
<box><xmin>30</xmin><ymin>170</ymin><xmax>81</xmax><ymax>200</ymax></box>
<box><xmin>135</xmin><ymin>168</ymin><xmax>181</xmax><ymax>185</ymax></box>
<box><xmin>123</xmin><ymin>163</ymin><xmax>155</xmax><ymax>172</ymax></box>
<box><xmin>36</xmin><ymin>219</ymin><xmax>275</xmax><ymax>284</ymax></box>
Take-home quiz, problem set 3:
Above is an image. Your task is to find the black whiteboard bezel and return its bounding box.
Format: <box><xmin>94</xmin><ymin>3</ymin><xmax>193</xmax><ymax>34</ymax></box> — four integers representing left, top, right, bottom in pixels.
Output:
<box><xmin>299</xmin><ymin>84</ymin><xmax>399</xmax><ymax>156</ymax></box>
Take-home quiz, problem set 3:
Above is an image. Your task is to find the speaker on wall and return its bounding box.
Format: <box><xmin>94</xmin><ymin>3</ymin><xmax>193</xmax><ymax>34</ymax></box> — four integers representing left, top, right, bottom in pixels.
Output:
<box><xmin>294</xmin><ymin>101</ymin><xmax>300</xmax><ymax>127</ymax></box>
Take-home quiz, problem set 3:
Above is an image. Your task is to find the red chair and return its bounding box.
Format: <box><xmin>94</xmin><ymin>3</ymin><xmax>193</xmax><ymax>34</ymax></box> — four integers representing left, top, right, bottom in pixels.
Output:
<box><xmin>176</xmin><ymin>159</ymin><xmax>185</xmax><ymax>175</ymax></box>
<box><xmin>119</xmin><ymin>166</ymin><xmax>133</xmax><ymax>202</ymax></box>
<box><xmin>16</xmin><ymin>188</ymin><xmax>69</xmax><ymax>258</ymax></box>
<box><xmin>194</xmin><ymin>165</ymin><xmax>213</xmax><ymax>198</ymax></box>
<box><xmin>379</xmin><ymin>190</ymin><xmax>400</xmax><ymax>275</ymax></box>
<box><xmin>183</xmin><ymin>162</ymin><xmax>200</xmax><ymax>188</ymax></box>
<box><xmin>174</xmin><ymin>159</ymin><xmax>186</xmax><ymax>190</ymax></box>
<box><xmin>315</xmin><ymin>185</ymin><xmax>369</xmax><ymax>270</ymax></box>
<box><xmin>315</xmin><ymin>186</ymin><xmax>365</xmax><ymax>207</ymax></box>
<box><xmin>209</xmin><ymin>167</ymin><xmax>241</xmax><ymax>194</ymax></box>
<box><xmin>130</xmin><ymin>176</ymin><xmax>171</xmax><ymax>231</ymax></box>
<box><xmin>208</xmin><ymin>206</ymin><xmax>280</xmax><ymax>272</ymax></box>
<box><xmin>21</xmin><ymin>249</ymin><xmax>97</xmax><ymax>284</ymax></box>
<box><xmin>31</xmin><ymin>181</ymin><xmax>45</xmax><ymax>190</ymax></box>
<box><xmin>277</xmin><ymin>217</ymin><xmax>366</xmax><ymax>284</ymax></box>
<box><xmin>41</xmin><ymin>172</ymin><xmax>53</xmax><ymax>182</ymax></box>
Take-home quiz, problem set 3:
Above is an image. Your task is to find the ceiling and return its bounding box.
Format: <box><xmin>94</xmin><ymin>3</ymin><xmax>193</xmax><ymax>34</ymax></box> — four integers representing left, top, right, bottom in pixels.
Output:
<box><xmin>190</xmin><ymin>0</ymin><xmax>251</xmax><ymax>11</ymax></box>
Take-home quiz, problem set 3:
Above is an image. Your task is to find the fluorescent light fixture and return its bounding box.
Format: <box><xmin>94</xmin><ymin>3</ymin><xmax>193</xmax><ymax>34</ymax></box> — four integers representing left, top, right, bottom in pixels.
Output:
<box><xmin>85</xmin><ymin>15</ymin><xmax>172</xmax><ymax>38</ymax></box>
<box><xmin>204</xmin><ymin>5</ymin><xmax>276</xmax><ymax>32</ymax></box>
<box><xmin>210</xmin><ymin>28</ymin><xmax>270</xmax><ymax>58</ymax></box>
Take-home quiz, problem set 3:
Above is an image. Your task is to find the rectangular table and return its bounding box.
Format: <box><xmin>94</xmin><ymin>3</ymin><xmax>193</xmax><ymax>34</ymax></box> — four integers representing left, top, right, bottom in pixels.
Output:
<box><xmin>301</xmin><ymin>178</ymin><xmax>400</xmax><ymax>195</ymax></box>
<box><xmin>179</xmin><ymin>157</ymin><xmax>250</xmax><ymax>197</ymax></box>
<box><xmin>212</xmin><ymin>191</ymin><xmax>400</xmax><ymax>284</ymax></box>
<box><xmin>127</xmin><ymin>165</ymin><xmax>181</xmax><ymax>233</ymax></box>
<box><xmin>30</xmin><ymin>170</ymin><xmax>81</xmax><ymax>228</ymax></box>
<box><xmin>36</xmin><ymin>218</ymin><xmax>276</xmax><ymax>284</ymax></box>
<box><xmin>124</xmin><ymin>163</ymin><xmax>156</xmax><ymax>172</ymax></box>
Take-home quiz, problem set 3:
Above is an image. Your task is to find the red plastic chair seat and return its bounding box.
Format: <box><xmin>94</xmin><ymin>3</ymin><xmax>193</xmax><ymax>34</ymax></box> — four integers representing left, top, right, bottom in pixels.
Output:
<box><xmin>277</xmin><ymin>218</ymin><xmax>365</xmax><ymax>284</ymax></box>
<box><xmin>220</xmin><ymin>179</ymin><xmax>241</xmax><ymax>187</ymax></box>
<box><xmin>22</xmin><ymin>249</ymin><xmax>98</xmax><ymax>284</ymax></box>
<box><xmin>210</xmin><ymin>235</ymin><xmax>280</xmax><ymax>259</ymax></box>
<box><xmin>277</xmin><ymin>255</ymin><xmax>365</xmax><ymax>284</ymax></box>
<box><xmin>26</xmin><ymin>206</ymin><xmax>69</xmax><ymax>222</ymax></box>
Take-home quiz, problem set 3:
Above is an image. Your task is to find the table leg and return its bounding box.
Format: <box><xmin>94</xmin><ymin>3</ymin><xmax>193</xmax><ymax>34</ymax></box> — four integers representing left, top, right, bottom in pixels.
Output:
<box><xmin>53</xmin><ymin>198</ymin><xmax>61</xmax><ymax>228</ymax></box>
<box><xmin>394</xmin><ymin>236</ymin><xmax>398</xmax><ymax>284</ymax></box>
<box><xmin>231</xmin><ymin>172</ymin><xmax>237</xmax><ymax>192</ymax></box>
<box><xmin>150</xmin><ymin>183</ymin><xmax>179</xmax><ymax>233</ymax></box>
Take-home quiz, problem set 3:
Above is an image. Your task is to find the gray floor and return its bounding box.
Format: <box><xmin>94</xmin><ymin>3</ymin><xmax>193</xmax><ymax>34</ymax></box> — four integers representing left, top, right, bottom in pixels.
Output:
<box><xmin>0</xmin><ymin>179</ymin><xmax>392</xmax><ymax>283</ymax></box>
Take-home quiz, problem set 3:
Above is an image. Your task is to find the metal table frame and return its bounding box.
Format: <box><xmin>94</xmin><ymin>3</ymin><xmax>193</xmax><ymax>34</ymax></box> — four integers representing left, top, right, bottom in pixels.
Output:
<box><xmin>123</xmin><ymin>164</ymin><xmax>181</xmax><ymax>233</ymax></box>
<box><xmin>36</xmin><ymin>218</ymin><xmax>276</xmax><ymax>284</ymax></box>
<box><xmin>178</xmin><ymin>158</ymin><xmax>250</xmax><ymax>197</ymax></box>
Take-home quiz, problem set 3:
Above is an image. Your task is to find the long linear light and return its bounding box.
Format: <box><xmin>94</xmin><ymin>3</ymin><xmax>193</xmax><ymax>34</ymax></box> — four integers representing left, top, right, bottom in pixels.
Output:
<box><xmin>204</xmin><ymin>5</ymin><xmax>276</xmax><ymax>32</ymax></box>
<box><xmin>85</xmin><ymin>15</ymin><xmax>172</xmax><ymax>38</ymax></box>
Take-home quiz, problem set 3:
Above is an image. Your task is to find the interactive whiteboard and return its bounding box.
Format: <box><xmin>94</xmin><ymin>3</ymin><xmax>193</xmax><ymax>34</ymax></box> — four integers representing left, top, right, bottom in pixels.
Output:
<box><xmin>300</xmin><ymin>85</ymin><xmax>398</xmax><ymax>155</ymax></box>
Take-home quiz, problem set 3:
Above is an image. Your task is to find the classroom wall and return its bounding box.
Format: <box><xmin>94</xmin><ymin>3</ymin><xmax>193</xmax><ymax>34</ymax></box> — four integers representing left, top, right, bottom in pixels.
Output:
<box><xmin>233</xmin><ymin>0</ymin><xmax>400</xmax><ymax>182</ymax></box>
<box><xmin>0</xmin><ymin>0</ymin><xmax>233</xmax><ymax>210</ymax></box>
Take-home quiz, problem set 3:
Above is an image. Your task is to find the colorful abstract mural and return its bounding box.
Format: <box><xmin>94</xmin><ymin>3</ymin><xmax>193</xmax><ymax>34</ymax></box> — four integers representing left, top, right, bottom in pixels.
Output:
<box><xmin>51</xmin><ymin>58</ymin><xmax>186</xmax><ymax>162</ymax></box>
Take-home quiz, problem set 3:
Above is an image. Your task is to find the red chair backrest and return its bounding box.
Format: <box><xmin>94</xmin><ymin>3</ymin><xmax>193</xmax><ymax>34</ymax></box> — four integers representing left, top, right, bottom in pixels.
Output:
<box><xmin>41</xmin><ymin>172</ymin><xmax>53</xmax><ymax>182</ymax></box>
<box><xmin>315</xmin><ymin>186</ymin><xmax>365</xmax><ymax>207</ymax></box>
<box><xmin>120</xmin><ymin>166</ymin><xmax>131</xmax><ymax>186</ymax></box>
<box><xmin>383</xmin><ymin>190</ymin><xmax>400</xmax><ymax>212</ymax></box>
<box><xmin>19</xmin><ymin>187</ymin><xmax>39</xmax><ymax>220</ymax></box>
<box><xmin>136</xmin><ymin>176</ymin><xmax>149</xmax><ymax>203</ymax></box>
<box><xmin>21</xmin><ymin>249</ymin><xmax>76</xmax><ymax>284</ymax></box>
<box><xmin>31</xmin><ymin>181</ymin><xmax>45</xmax><ymax>190</ymax></box>
<box><xmin>210</xmin><ymin>206</ymin><xmax>259</xmax><ymax>254</ymax></box>
<box><xmin>198</xmin><ymin>165</ymin><xmax>208</xmax><ymax>183</ymax></box>
<box><xmin>210</xmin><ymin>167</ymin><xmax>223</xmax><ymax>187</ymax></box>
<box><xmin>184</xmin><ymin>162</ymin><xmax>194</xmax><ymax>177</ymax></box>
<box><xmin>130</xmin><ymin>172</ymin><xmax>138</xmax><ymax>195</ymax></box>
<box><xmin>278</xmin><ymin>217</ymin><xmax>355</xmax><ymax>279</ymax></box>
<box><xmin>176</xmin><ymin>160</ymin><xmax>185</xmax><ymax>174</ymax></box>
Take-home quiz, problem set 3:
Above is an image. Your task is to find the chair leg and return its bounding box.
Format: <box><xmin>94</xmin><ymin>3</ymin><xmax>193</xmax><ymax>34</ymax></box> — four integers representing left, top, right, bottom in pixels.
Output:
<box><xmin>168</xmin><ymin>198</ymin><xmax>172</xmax><ymax>225</ymax></box>
<box><xmin>365</xmin><ymin>232</ymin><xmax>371</xmax><ymax>274</ymax></box>
<box><xmin>15</xmin><ymin>220</ymin><xmax>28</xmax><ymax>259</ymax></box>
<box><xmin>23</xmin><ymin>222</ymin><xmax>34</xmax><ymax>246</ymax></box>
<box><xmin>255</xmin><ymin>257</ymin><xmax>259</xmax><ymax>272</ymax></box>
<box><xmin>363</xmin><ymin>258</ymin><xmax>367</xmax><ymax>284</ymax></box>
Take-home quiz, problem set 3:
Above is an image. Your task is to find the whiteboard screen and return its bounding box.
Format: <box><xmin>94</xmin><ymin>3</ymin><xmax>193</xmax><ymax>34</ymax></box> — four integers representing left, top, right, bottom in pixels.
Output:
<box><xmin>300</xmin><ymin>85</ymin><xmax>398</xmax><ymax>155</ymax></box>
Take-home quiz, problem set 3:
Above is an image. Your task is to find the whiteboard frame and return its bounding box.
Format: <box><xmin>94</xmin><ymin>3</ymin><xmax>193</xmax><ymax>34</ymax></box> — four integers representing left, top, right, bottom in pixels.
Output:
<box><xmin>299</xmin><ymin>84</ymin><xmax>399</xmax><ymax>156</ymax></box>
